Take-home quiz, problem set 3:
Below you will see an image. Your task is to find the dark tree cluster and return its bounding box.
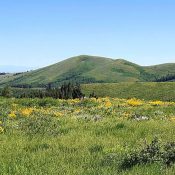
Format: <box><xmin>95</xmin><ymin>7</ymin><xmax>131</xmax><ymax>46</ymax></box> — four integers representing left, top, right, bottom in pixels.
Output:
<box><xmin>154</xmin><ymin>74</ymin><xmax>175</xmax><ymax>82</ymax></box>
<box><xmin>19</xmin><ymin>90</ymin><xmax>45</xmax><ymax>98</ymax></box>
<box><xmin>0</xmin><ymin>73</ymin><xmax>7</xmax><ymax>75</ymax></box>
<box><xmin>12</xmin><ymin>84</ymin><xmax>32</xmax><ymax>88</ymax></box>
<box><xmin>1</xmin><ymin>83</ymin><xmax>86</xmax><ymax>100</ymax></box>
<box><xmin>46</xmin><ymin>82</ymin><xmax>85</xmax><ymax>99</ymax></box>
<box><xmin>13</xmin><ymin>72</ymin><xmax>23</xmax><ymax>76</ymax></box>
<box><xmin>1</xmin><ymin>86</ymin><xmax>12</xmax><ymax>98</ymax></box>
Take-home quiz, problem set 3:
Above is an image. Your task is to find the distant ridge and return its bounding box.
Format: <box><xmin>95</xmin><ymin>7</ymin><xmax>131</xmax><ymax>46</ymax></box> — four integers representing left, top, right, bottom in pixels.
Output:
<box><xmin>0</xmin><ymin>65</ymin><xmax>33</xmax><ymax>73</ymax></box>
<box><xmin>0</xmin><ymin>55</ymin><xmax>175</xmax><ymax>87</ymax></box>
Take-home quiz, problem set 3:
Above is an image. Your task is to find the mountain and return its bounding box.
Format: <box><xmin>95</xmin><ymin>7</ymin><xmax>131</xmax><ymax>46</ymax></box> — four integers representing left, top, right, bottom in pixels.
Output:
<box><xmin>0</xmin><ymin>55</ymin><xmax>175</xmax><ymax>87</ymax></box>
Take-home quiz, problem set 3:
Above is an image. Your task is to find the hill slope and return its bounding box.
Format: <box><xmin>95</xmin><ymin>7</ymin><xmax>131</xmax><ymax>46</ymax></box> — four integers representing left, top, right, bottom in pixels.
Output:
<box><xmin>82</xmin><ymin>82</ymin><xmax>175</xmax><ymax>101</ymax></box>
<box><xmin>0</xmin><ymin>55</ymin><xmax>175</xmax><ymax>87</ymax></box>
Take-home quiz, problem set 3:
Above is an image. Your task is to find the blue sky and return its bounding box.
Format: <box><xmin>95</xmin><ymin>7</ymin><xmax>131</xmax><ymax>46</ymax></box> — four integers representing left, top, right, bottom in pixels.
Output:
<box><xmin>0</xmin><ymin>0</ymin><xmax>175</xmax><ymax>68</ymax></box>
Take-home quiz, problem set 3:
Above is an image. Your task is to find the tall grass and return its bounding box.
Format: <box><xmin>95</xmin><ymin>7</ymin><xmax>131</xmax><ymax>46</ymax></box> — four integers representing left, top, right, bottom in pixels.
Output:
<box><xmin>0</xmin><ymin>97</ymin><xmax>175</xmax><ymax>174</ymax></box>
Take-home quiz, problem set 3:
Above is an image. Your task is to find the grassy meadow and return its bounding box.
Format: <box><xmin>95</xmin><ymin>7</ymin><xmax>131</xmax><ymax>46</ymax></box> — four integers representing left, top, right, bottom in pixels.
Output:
<box><xmin>82</xmin><ymin>82</ymin><xmax>175</xmax><ymax>101</ymax></box>
<box><xmin>0</xmin><ymin>97</ymin><xmax>175</xmax><ymax>174</ymax></box>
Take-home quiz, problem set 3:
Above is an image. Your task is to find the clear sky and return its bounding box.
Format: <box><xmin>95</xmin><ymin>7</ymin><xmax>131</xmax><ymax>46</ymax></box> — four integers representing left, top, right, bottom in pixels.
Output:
<box><xmin>0</xmin><ymin>0</ymin><xmax>175</xmax><ymax>68</ymax></box>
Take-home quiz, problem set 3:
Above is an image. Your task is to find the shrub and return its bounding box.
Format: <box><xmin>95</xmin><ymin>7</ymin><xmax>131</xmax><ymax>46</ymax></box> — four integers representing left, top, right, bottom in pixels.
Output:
<box><xmin>120</xmin><ymin>138</ymin><xmax>160</xmax><ymax>170</ymax></box>
<box><xmin>161</xmin><ymin>142</ymin><xmax>175</xmax><ymax>166</ymax></box>
<box><xmin>1</xmin><ymin>86</ymin><xmax>12</xmax><ymax>98</ymax></box>
<box><xmin>120</xmin><ymin>138</ymin><xmax>175</xmax><ymax>170</ymax></box>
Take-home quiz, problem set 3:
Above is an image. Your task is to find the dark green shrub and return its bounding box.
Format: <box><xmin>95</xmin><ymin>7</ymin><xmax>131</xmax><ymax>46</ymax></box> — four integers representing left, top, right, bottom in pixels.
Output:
<box><xmin>161</xmin><ymin>142</ymin><xmax>175</xmax><ymax>166</ymax></box>
<box><xmin>1</xmin><ymin>86</ymin><xmax>12</xmax><ymax>98</ymax></box>
<box><xmin>120</xmin><ymin>138</ymin><xmax>160</xmax><ymax>170</ymax></box>
<box><xmin>120</xmin><ymin>138</ymin><xmax>175</xmax><ymax>170</ymax></box>
<box><xmin>115</xmin><ymin>123</ymin><xmax>125</xmax><ymax>129</ymax></box>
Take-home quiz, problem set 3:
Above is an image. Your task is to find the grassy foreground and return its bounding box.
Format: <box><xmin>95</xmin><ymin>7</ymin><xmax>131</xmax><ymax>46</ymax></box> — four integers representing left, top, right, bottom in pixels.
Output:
<box><xmin>0</xmin><ymin>97</ymin><xmax>175</xmax><ymax>175</ymax></box>
<box><xmin>82</xmin><ymin>82</ymin><xmax>175</xmax><ymax>101</ymax></box>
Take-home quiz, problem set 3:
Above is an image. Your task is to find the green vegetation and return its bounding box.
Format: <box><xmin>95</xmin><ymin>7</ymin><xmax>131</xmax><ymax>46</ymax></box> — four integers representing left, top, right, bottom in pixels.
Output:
<box><xmin>0</xmin><ymin>82</ymin><xmax>174</xmax><ymax>101</ymax></box>
<box><xmin>0</xmin><ymin>97</ymin><xmax>175</xmax><ymax>174</ymax></box>
<box><xmin>0</xmin><ymin>83</ymin><xmax>84</xmax><ymax>99</ymax></box>
<box><xmin>1</xmin><ymin>86</ymin><xmax>12</xmax><ymax>98</ymax></box>
<box><xmin>1</xmin><ymin>55</ymin><xmax>175</xmax><ymax>87</ymax></box>
<box><xmin>155</xmin><ymin>74</ymin><xmax>175</xmax><ymax>82</ymax></box>
<box><xmin>0</xmin><ymin>56</ymin><xmax>175</xmax><ymax>174</ymax></box>
<box><xmin>82</xmin><ymin>82</ymin><xmax>175</xmax><ymax>101</ymax></box>
<box><xmin>120</xmin><ymin>138</ymin><xmax>175</xmax><ymax>170</ymax></box>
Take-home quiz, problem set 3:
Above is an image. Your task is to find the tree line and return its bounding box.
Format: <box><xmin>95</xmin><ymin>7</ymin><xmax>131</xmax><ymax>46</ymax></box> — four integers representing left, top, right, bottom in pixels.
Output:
<box><xmin>0</xmin><ymin>82</ymin><xmax>97</xmax><ymax>99</ymax></box>
<box><xmin>154</xmin><ymin>74</ymin><xmax>175</xmax><ymax>82</ymax></box>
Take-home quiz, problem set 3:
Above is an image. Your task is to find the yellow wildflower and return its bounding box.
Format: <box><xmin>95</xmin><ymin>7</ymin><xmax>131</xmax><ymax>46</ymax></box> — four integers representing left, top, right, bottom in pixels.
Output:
<box><xmin>105</xmin><ymin>101</ymin><xmax>112</xmax><ymax>108</ymax></box>
<box><xmin>68</xmin><ymin>99</ymin><xmax>80</xmax><ymax>105</ymax></box>
<box><xmin>170</xmin><ymin>117</ymin><xmax>175</xmax><ymax>121</ymax></box>
<box><xmin>21</xmin><ymin>108</ymin><xmax>33</xmax><ymax>116</ymax></box>
<box><xmin>54</xmin><ymin>112</ymin><xmax>63</xmax><ymax>117</ymax></box>
<box><xmin>8</xmin><ymin>111</ymin><xmax>16</xmax><ymax>118</ymax></box>
<box><xmin>149</xmin><ymin>101</ymin><xmax>164</xmax><ymax>106</ymax></box>
<box><xmin>0</xmin><ymin>126</ymin><xmax>4</xmax><ymax>133</ymax></box>
<box><xmin>74</xmin><ymin>109</ymin><xmax>81</xmax><ymax>114</ymax></box>
<box><xmin>127</xmin><ymin>98</ymin><xmax>143</xmax><ymax>106</ymax></box>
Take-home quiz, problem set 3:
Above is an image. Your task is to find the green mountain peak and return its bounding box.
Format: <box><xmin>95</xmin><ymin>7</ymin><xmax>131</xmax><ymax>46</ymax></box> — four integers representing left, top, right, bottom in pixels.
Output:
<box><xmin>0</xmin><ymin>55</ymin><xmax>175</xmax><ymax>87</ymax></box>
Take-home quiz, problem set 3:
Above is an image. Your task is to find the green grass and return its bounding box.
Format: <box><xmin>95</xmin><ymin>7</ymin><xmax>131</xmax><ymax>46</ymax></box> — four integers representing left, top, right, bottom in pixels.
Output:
<box><xmin>1</xmin><ymin>55</ymin><xmax>175</xmax><ymax>87</ymax></box>
<box><xmin>0</xmin><ymin>82</ymin><xmax>174</xmax><ymax>101</ymax></box>
<box><xmin>0</xmin><ymin>73</ymin><xmax>25</xmax><ymax>86</ymax></box>
<box><xmin>0</xmin><ymin>97</ymin><xmax>175</xmax><ymax>174</ymax></box>
<box><xmin>1</xmin><ymin>120</ymin><xmax>175</xmax><ymax>175</ymax></box>
<box><xmin>82</xmin><ymin>82</ymin><xmax>175</xmax><ymax>101</ymax></box>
